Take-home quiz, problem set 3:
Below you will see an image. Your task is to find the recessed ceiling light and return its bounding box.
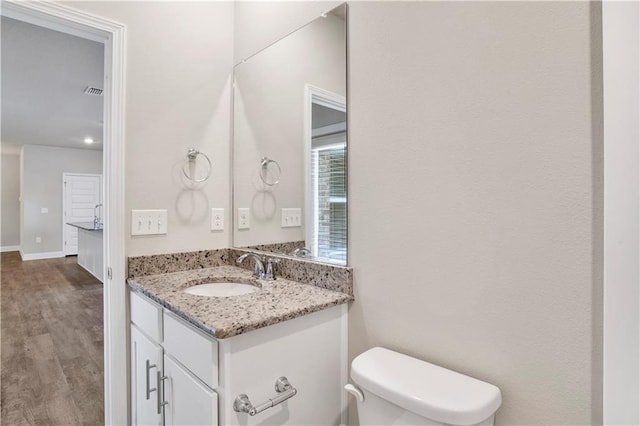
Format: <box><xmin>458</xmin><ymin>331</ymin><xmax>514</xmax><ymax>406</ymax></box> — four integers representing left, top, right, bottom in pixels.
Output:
<box><xmin>84</xmin><ymin>137</ymin><xmax>94</xmax><ymax>144</ymax></box>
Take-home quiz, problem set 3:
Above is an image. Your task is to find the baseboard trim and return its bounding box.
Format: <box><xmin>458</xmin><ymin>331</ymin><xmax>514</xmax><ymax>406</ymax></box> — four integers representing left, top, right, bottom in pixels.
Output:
<box><xmin>0</xmin><ymin>245</ymin><xmax>20</xmax><ymax>253</ymax></box>
<box><xmin>19</xmin><ymin>250</ymin><xmax>65</xmax><ymax>261</ymax></box>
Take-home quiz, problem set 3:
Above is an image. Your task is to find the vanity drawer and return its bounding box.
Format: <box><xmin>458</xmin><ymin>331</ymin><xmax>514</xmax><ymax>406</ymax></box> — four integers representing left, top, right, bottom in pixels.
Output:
<box><xmin>163</xmin><ymin>311</ymin><xmax>218</xmax><ymax>389</ymax></box>
<box><xmin>130</xmin><ymin>291</ymin><xmax>163</xmax><ymax>343</ymax></box>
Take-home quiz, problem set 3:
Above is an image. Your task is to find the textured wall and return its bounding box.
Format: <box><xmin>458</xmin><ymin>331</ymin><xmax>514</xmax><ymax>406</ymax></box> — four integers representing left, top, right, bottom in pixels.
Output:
<box><xmin>65</xmin><ymin>1</ymin><xmax>234</xmax><ymax>256</ymax></box>
<box><xmin>1</xmin><ymin>153</ymin><xmax>21</xmax><ymax>248</ymax></box>
<box><xmin>347</xmin><ymin>2</ymin><xmax>603</xmax><ymax>424</ymax></box>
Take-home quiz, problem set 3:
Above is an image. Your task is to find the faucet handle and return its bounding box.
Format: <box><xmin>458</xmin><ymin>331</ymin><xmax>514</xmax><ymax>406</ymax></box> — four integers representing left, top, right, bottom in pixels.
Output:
<box><xmin>265</xmin><ymin>258</ymin><xmax>280</xmax><ymax>281</ymax></box>
<box><xmin>253</xmin><ymin>255</ymin><xmax>266</xmax><ymax>278</ymax></box>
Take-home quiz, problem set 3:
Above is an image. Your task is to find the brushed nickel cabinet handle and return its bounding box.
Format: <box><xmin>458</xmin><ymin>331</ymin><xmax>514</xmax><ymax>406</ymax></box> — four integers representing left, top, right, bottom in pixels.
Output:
<box><xmin>145</xmin><ymin>360</ymin><xmax>157</xmax><ymax>400</ymax></box>
<box><xmin>157</xmin><ymin>371</ymin><xmax>169</xmax><ymax>414</ymax></box>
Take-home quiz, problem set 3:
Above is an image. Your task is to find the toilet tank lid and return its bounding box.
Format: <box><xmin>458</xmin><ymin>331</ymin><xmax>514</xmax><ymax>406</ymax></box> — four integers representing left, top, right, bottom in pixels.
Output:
<box><xmin>351</xmin><ymin>347</ymin><xmax>502</xmax><ymax>426</ymax></box>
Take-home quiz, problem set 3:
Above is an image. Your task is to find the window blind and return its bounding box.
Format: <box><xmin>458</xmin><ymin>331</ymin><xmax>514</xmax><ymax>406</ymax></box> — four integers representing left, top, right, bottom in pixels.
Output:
<box><xmin>311</xmin><ymin>135</ymin><xmax>346</xmax><ymax>263</ymax></box>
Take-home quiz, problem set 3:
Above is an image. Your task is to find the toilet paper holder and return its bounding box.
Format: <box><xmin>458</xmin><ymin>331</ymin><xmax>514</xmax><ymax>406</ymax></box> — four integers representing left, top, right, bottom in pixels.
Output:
<box><xmin>233</xmin><ymin>376</ymin><xmax>297</xmax><ymax>416</ymax></box>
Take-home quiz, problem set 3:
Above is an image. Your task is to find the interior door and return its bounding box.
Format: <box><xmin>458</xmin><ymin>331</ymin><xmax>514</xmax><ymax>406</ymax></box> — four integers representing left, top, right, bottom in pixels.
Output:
<box><xmin>63</xmin><ymin>173</ymin><xmax>101</xmax><ymax>256</ymax></box>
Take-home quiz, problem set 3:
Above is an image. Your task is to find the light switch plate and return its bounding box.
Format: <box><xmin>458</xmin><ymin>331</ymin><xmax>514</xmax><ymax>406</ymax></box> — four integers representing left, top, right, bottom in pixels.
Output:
<box><xmin>211</xmin><ymin>208</ymin><xmax>224</xmax><ymax>231</ymax></box>
<box><xmin>238</xmin><ymin>208</ymin><xmax>250</xmax><ymax>230</ymax></box>
<box><xmin>131</xmin><ymin>209</ymin><xmax>168</xmax><ymax>235</ymax></box>
<box><xmin>281</xmin><ymin>208</ymin><xmax>302</xmax><ymax>228</ymax></box>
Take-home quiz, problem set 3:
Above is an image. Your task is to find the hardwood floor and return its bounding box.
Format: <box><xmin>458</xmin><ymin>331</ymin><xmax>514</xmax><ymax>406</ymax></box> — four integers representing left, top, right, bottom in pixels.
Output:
<box><xmin>1</xmin><ymin>252</ymin><xmax>104</xmax><ymax>425</ymax></box>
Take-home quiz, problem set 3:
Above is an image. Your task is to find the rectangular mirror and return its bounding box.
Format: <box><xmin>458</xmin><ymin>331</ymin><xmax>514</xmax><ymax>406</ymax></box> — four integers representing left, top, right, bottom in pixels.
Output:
<box><xmin>232</xmin><ymin>4</ymin><xmax>347</xmax><ymax>265</ymax></box>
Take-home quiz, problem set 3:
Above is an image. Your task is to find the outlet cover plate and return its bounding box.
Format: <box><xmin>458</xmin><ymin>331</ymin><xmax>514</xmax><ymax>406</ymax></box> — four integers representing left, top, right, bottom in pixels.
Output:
<box><xmin>211</xmin><ymin>208</ymin><xmax>224</xmax><ymax>231</ymax></box>
<box><xmin>238</xmin><ymin>208</ymin><xmax>250</xmax><ymax>230</ymax></box>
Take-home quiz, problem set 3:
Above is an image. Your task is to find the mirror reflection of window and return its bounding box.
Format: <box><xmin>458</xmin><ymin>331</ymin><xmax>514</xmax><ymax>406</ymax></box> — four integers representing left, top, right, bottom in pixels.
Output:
<box><xmin>309</xmin><ymin>102</ymin><xmax>347</xmax><ymax>263</ymax></box>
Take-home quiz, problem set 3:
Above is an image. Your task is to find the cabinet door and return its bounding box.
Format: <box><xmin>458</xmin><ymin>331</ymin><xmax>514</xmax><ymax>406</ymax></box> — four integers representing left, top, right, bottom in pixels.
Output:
<box><xmin>131</xmin><ymin>326</ymin><xmax>163</xmax><ymax>426</ymax></box>
<box><xmin>164</xmin><ymin>354</ymin><xmax>217</xmax><ymax>426</ymax></box>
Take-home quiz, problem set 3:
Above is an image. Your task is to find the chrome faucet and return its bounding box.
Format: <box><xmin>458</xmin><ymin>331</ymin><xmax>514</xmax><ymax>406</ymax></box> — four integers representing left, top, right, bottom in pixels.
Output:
<box><xmin>236</xmin><ymin>253</ymin><xmax>280</xmax><ymax>280</ymax></box>
<box><xmin>290</xmin><ymin>247</ymin><xmax>311</xmax><ymax>258</ymax></box>
<box><xmin>94</xmin><ymin>203</ymin><xmax>103</xmax><ymax>229</ymax></box>
<box><xmin>236</xmin><ymin>253</ymin><xmax>266</xmax><ymax>279</ymax></box>
<box><xmin>264</xmin><ymin>258</ymin><xmax>280</xmax><ymax>280</ymax></box>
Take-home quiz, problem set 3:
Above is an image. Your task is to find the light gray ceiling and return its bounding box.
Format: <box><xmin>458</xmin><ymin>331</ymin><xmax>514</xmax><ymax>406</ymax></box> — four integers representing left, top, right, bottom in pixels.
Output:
<box><xmin>1</xmin><ymin>16</ymin><xmax>104</xmax><ymax>151</ymax></box>
<box><xmin>313</xmin><ymin>103</ymin><xmax>346</xmax><ymax>129</ymax></box>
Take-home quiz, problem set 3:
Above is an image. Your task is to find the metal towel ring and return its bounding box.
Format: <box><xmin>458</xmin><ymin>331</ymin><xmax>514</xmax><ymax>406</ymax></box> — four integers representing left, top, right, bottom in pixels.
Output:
<box><xmin>183</xmin><ymin>148</ymin><xmax>212</xmax><ymax>183</ymax></box>
<box><xmin>259</xmin><ymin>157</ymin><xmax>281</xmax><ymax>186</ymax></box>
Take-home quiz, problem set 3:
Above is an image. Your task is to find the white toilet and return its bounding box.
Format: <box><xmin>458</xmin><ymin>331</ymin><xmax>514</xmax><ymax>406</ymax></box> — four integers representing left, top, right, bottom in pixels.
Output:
<box><xmin>345</xmin><ymin>347</ymin><xmax>502</xmax><ymax>426</ymax></box>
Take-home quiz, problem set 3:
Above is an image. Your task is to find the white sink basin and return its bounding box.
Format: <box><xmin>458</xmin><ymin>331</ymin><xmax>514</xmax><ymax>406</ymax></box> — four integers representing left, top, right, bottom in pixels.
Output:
<box><xmin>183</xmin><ymin>282</ymin><xmax>259</xmax><ymax>297</ymax></box>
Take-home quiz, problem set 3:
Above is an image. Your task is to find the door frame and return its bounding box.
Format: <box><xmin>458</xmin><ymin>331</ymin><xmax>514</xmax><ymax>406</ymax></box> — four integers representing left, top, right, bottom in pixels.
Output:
<box><xmin>602</xmin><ymin>0</ymin><xmax>640</xmax><ymax>421</ymax></box>
<box><xmin>1</xmin><ymin>2</ymin><xmax>128</xmax><ymax>424</ymax></box>
<box><xmin>62</xmin><ymin>173</ymin><xmax>103</xmax><ymax>256</ymax></box>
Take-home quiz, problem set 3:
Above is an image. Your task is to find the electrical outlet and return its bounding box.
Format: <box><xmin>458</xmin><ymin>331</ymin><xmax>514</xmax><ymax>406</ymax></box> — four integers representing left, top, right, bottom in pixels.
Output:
<box><xmin>41</xmin><ymin>207</ymin><xmax>48</xmax><ymax>214</ymax></box>
<box><xmin>131</xmin><ymin>209</ymin><xmax>168</xmax><ymax>235</ymax></box>
<box><xmin>35</xmin><ymin>237</ymin><xmax>42</xmax><ymax>243</ymax></box>
<box><xmin>281</xmin><ymin>208</ymin><xmax>302</xmax><ymax>228</ymax></box>
<box><xmin>238</xmin><ymin>208</ymin><xmax>250</xmax><ymax>230</ymax></box>
<box><xmin>211</xmin><ymin>208</ymin><xmax>224</xmax><ymax>231</ymax></box>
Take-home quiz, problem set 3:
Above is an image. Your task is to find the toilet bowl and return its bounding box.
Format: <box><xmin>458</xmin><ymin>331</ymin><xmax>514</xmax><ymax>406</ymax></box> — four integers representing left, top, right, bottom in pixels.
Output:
<box><xmin>346</xmin><ymin>347</ymin><xmax>502</xmax><ymax>426</ymax></box>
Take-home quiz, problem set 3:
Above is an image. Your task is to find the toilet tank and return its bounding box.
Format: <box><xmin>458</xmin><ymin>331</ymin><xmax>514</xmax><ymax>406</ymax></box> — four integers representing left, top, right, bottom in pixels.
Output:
<box><xmin>350</xmin><ymin>347</ymin><xmax>502</xmax><ymax>426</ymax></box>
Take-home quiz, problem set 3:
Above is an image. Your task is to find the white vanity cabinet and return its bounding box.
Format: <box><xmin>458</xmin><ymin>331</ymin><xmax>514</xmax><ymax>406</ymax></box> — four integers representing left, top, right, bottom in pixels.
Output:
<box><xmin>129</xmin><ymin>289</ymin><xmax>347</xmax><ymax>426</ymax></box>
<box><xmin>131</xmin><ymin>326</ymin><xmax>163</xmax><ymax>426</ymax></box>
<box><xmin>130</xmin><ymin>292</ymin><xmax>219</xmax><ymax>426</ymax></box>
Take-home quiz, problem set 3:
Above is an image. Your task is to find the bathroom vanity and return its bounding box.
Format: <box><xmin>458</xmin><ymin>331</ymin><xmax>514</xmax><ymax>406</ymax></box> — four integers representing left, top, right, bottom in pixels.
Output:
<box><xmin>128</xmin><ymin>265</ymin><xmax>351</xmax><ymax>426</ymax></box>
<box><xmin>65</xmin><ymin>222</ymin><xmax>103</xmax><ymax>282</ymax></box>
<box><xmin>128</xmin><ymin>3</ymin><xmax>350</xmax><ymax>424</ymax></box>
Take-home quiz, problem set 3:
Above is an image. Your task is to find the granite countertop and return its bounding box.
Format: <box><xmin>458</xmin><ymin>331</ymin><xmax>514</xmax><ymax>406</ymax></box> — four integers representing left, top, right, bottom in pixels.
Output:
<box><xmin>128</xmin><ymin>265</ymin><xmax>353</xmax><ymax>339</ymax></box>
<box><xmin>66</xmin><ymin>222</ymin><xmax>103</xmax><ymax>232</ymax></box>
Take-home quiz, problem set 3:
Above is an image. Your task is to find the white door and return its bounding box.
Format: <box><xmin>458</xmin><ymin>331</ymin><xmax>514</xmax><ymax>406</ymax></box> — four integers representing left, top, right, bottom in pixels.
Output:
<box><xmin>131</xmin><ymin>326</ymin><xmax>164</xmax><ymax>426</ymax></box>
<box><xmin>63</xmin><ymin>173</ymin><xmax>102</xmax><ymax>256</ymax></box>
<box><xmin>164</xmin><ymin>354</ymin><xmax>217</xmax><ymax>426</ymax></box>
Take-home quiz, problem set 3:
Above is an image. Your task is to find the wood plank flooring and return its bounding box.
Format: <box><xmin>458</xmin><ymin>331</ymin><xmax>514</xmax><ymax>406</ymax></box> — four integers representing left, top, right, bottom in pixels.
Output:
<box><xmin>1</xmin><ymin>252</ymin><xmax>104</xmax><ymax>425</ymax></box>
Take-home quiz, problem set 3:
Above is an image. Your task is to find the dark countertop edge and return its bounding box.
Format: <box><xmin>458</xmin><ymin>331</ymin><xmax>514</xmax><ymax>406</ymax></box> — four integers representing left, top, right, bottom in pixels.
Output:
<box><xmin>66</xmin><ymin>222</ymin><xmax>103</xmax><ymax>232</ymax></box>
<box><xmin>127</xmin><ymin>279</ymin><xmax>353</xmax><ymax>340</ymax></box>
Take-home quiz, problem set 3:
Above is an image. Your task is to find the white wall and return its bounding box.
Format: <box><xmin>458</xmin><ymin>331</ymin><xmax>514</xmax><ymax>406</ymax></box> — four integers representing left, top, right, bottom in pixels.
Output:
<box><xmin>603</xmin><ymin>1</ymin><xmax>640</xmax><ymax>423</ymax></box>
<box><xmin>1</xmin><ymin>152</ymin><xmax>21</xmax><ymax>248</ymax></box>
<box><xmin>237</xmin><ymin>1</ymin><xmax>605</xmax><ymax>424</ymax></box>
<box><xmin>21</xmin><ymin>145</ymin><xmax>102</xmax><ymax>255</ymax></box>
<box><xmin>63</xmin><ymin>1</ymin><xmax>234</xmax><ymax>256</ymax></box>
<box><xmin>233</xmin><ymin>11</ymin><xmax>346</xmax><ymax>248</ymax></box>
<box><xmin>348</xmin><ymin>2</ymin><xmax>604</xmax><ymax>424</ymax></box>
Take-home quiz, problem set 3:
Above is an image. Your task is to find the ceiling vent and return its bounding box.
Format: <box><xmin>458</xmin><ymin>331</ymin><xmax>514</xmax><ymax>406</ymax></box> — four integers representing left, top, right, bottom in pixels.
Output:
<box><xmin>84</xmin><ymin>86</ymin><xmax>104</xmax><ymax>96</ymax></box>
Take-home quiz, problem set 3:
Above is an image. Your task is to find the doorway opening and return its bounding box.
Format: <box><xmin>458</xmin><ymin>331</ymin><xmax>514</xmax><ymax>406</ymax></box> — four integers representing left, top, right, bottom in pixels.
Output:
<box><xmin>1</xmin><ymin>2</ymin><xmax>126</xmax><ymax>424</ymax></box>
